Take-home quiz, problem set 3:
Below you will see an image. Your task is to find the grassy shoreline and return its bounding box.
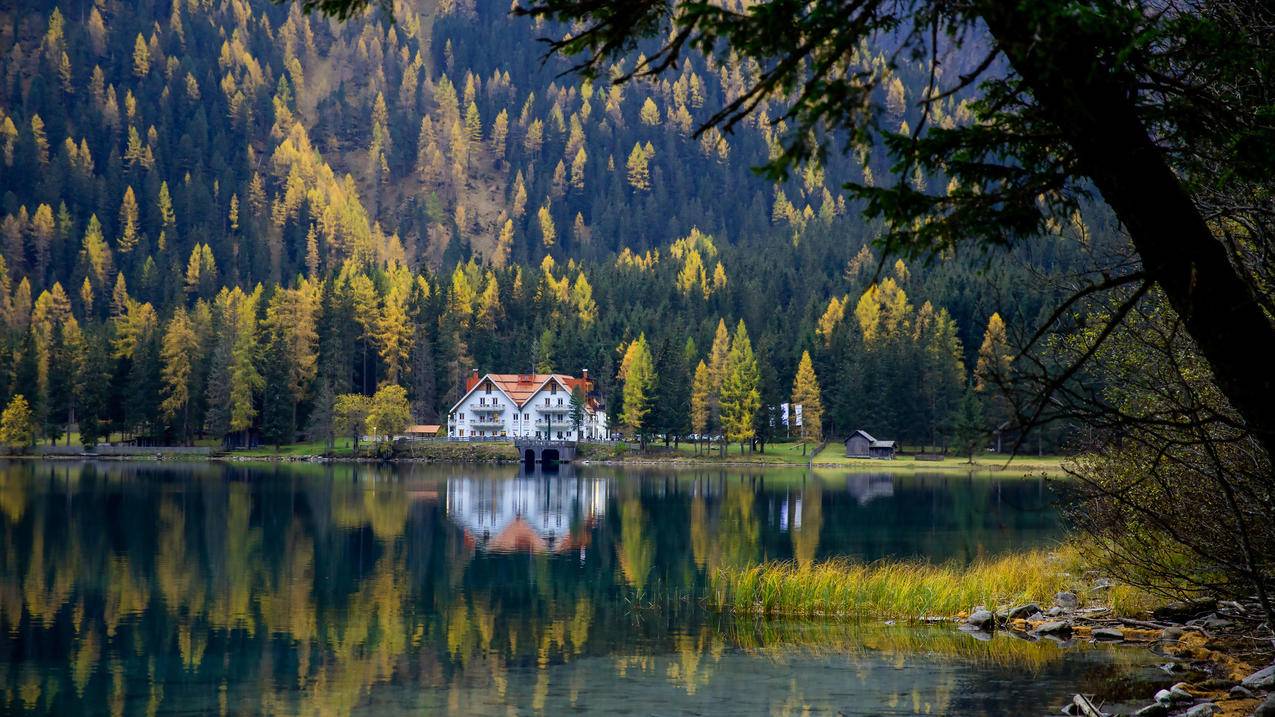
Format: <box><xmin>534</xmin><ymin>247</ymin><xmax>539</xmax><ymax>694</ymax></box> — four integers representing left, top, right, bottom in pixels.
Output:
<box><xmin>707</xmin><ymin>547</ymin><xmax>1155</xmax><ymax>620</ymax></box>
<box><xmin>11</xmin><ymin>438</ymin><xmax>1072</xmax><ymax>474</ymax></box>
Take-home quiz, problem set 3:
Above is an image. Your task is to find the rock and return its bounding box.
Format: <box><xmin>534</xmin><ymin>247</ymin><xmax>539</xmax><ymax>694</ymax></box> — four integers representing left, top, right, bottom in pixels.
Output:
<box><xmin>1242</xmin><ymin>664</ymin><xmax>1275</xmax><ymax>689</ymax></box>
<box><xmin>1134</xmin><ymin>704</ymin><xmax>1167</xmax><ymax>717</ymax></box>
<box><xmin>1169</xmin><ymin>683</ymin><xmax>1193</xmax><ymax>701</ymax></box>
<box><xmin>1047</xmin><ymin>606</ymin><xmax>1066</xmax><ymax>617</ymax></box>
<box><xmin>1092</xmin><ymin>627</ymin><xmax>1123</xmax><ymax>641</ymax></box>
<box><xmin>1184</xmin><ymin>703</ymin><xmax>1216</xmax><ymax>717</ymax></box>
<box><xmin>1228</xmin><ymin>685</ymin><xmax>1253</xmax><ymax>699</ymax></box>
<box><xmin>1201</xmin><ymin>615</ymin><xmax>1232</xmax><ymax>629</ymax></box>
<box><xmin>1054</xmin><ymin>591</ymin><xmax>1079</xmax><ymax>609</ymax></box>
<box><xmin>1034</xmin><ymin>620</ymin><xmax>1072</xmax><ymax>636</ymax></box>
<box><xmin>966</xmin><ymin>609</ymin><xmax>996</xmax><ymax>630</ymax></box>
<box><xmin>1008</xmin><ymin>603</ymin><xmax>1041</xmax><ymax>620</ymax></box>
<box><xmin>1154</xmin><ymin>689</ymin><xmax>1174</xmax><ymax>707</ymax></box>
<box><xmin>1255</xmin><ymin>694</ymin><xmax>1275</xmax><ymax>717</ymax></box>
<box><xmin>1160</xmin><ymin>626</ymin><xmax>1185</xmax><ymax>642</ymax></box>
<box><xmin>1093</xmin><ymin>578</ymin><xmax>1113</xmax><ymax>590</ymax></box>
<box><xmin>1153</xmin><ymin>598</ymin><xmax>1217</xmax><ymax>622</ymax></box>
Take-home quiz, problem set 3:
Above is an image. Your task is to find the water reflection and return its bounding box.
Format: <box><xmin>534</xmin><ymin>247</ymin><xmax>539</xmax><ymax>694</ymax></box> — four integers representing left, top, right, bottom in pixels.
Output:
<box><xmin>0</xmin><ymin>461</ymin><xmax>1158</xmax><ymax>716</ymax></box>
<box><xmin>446</xmin><ymin>472</ymin><xmax>605</xmax><ymax>555</ymax></box>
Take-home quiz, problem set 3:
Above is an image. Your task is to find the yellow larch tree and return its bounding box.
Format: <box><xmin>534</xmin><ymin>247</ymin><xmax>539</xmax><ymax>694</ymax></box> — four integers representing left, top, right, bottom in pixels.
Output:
<box><xmin>790</xmin><ymin>350</ymin><xmax>823</xmax><ymax>440</ymax></box>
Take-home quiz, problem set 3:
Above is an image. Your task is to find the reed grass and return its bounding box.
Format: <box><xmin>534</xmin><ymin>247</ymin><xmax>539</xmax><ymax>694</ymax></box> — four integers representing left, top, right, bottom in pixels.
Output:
<box><xmin>709</xmin><ymin>548</ymin><xmax>1152</xmax><ymax>620</ymax></box>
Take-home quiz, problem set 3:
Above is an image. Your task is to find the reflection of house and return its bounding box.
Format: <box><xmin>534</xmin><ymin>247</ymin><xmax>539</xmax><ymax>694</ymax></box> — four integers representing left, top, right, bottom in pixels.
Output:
<box><xmin>447</xmin><ymin>370</ymin><xmax>608</xmax><ymax>441</ymax></box>
<box><xmin>844</xmin><ymin>430</ymin><xmax>896</xmax><ymax>459</ymax></box>
<box><xmin>445</xmin><ymin>475</ymin><xmax>607</xmax><ymax>555</ymax></box>
<box><xmin>844</xmin><ymin>474</ymin><xmax>894</xmax><ymax>505</ymax></box>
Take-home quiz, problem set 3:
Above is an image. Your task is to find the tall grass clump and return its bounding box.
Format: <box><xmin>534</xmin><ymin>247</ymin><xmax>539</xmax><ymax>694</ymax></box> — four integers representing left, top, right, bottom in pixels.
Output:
<box><xmin>710</xmin><ymin>550</ymin><xmax>1075</xmax><ymax>620</ymax></box>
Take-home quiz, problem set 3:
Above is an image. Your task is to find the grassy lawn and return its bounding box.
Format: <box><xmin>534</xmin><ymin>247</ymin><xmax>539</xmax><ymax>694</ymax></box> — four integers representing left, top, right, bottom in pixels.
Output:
<box><xmin>227</xmin><ymin>439</ymin><xmax>356</xmax><ymax>458</ymax></box>
<box><xmin>810</xmin><ymin>446</ymin><xmax>1070</xmax><ymax>474</ymax></box>
<box><xmin>656</xmin><ymin>440</ymin><xmax>822</xmax><ymax>464</ymax></box>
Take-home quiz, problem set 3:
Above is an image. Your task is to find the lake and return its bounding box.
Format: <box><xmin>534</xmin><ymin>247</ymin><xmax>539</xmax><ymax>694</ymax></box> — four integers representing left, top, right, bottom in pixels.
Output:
<box><xmin>0</xmin><ymin>461</ymin><xmax>1168</xmax><ymax>715</ymax></box>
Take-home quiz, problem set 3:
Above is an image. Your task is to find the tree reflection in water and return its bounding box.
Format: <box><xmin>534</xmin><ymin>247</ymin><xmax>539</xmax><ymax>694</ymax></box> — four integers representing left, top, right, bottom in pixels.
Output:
<box><xmin>0</xmin><ymin>461</ymin><xmax>1156</xmax><ymax>716</ymax></box>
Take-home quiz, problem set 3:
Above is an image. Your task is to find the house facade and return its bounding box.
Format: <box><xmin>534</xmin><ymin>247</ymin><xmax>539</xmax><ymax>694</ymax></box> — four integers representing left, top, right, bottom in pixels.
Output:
<box><xmin>447</xmin><ymin>370</ymin><xmax>608</xmax><ymax>441</ymax></box>
<box><xmin>844</xmin><ymin>429</ymin><xmax>897</xmax><ymax>459</ymax></box>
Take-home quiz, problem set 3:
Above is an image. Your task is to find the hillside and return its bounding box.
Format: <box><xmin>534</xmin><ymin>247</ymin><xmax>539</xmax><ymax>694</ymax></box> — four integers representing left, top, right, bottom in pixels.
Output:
<box><xmin>0</xmin><ymin>0</ymin><xmax>1095</xmax><ymax>447</ymax></box>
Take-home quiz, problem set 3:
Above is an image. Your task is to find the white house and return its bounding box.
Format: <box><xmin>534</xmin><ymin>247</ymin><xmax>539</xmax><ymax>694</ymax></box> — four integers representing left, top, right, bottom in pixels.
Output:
<box><xmin>446</xmin><ymin>370</ymin><xmax>608</xmax><ymax>441</ymax></box>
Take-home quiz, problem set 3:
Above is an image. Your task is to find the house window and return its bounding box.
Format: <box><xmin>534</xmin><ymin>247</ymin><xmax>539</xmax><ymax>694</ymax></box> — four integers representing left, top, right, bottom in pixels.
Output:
<box><xmin>459</xmin><ymin>413</ymin><xmax>464</xmax><ymax>420</ymax></box>
<box><xmin>551</xmin><ymin>383</ymin><xmax>558</xmax><ymax>395</ymax></box>
<box><xmin>523</xmin><ymin>413</ymin><xmax>529</xmax><ymax>421</ymax></box>
<box><xmin>458</xmin><ymin>429</ymin><xmax>465</xmax><ymax>437</ymax></box>
<box><xmin>485</xmin><ymin>382</ymin><xmax>492</xmax><ymax>394</ymax></box>
<box><xmin>479</xmin><ymin>397</ymin><xmax>485</xmax><ymax>406</ymax></box>
<box><xmin>558</xmin><ymin>398</ymin><xmax>563</xmax><ymax>406</ymax></box>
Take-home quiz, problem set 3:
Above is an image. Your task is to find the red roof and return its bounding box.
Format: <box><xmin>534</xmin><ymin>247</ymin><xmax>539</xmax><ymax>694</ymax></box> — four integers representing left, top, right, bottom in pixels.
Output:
<box><xmin>464</xmin><ymin>373</ymin><xmax>593</xmax><ymax>407</ymax></box>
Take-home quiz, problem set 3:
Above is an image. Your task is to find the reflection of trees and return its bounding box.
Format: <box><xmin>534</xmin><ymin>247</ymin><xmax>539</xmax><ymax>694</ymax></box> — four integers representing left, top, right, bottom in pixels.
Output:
<box><xmin>791</xmin><ymin>481</ymin><xmax>823</xmax><ymax>568</ymax></box>
<box><xmin>617</xmin><ymin>498</ymin><xmax>654</xmax><ymax>591</ymax></box>
<box><xmin>0</xmin><ymin>464</ymin><xmax>1081</xmax><ymax>716</ymax></box>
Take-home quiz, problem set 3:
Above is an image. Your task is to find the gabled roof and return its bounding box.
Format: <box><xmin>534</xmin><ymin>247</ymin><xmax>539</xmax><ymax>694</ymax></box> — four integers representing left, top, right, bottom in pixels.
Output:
<box><xmin>450</xmin><ymin>373</ymin><xmax>596</xmax><ymax>413</ymax></box>
<box><xmin>845</xmin><ymin>430</ymin><xmax>894</xmax><ymax>448</ymax></box>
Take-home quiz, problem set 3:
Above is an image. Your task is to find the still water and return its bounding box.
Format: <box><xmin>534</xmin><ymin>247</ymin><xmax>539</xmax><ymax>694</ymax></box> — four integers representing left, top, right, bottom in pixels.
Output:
<box><xmin>0</xmin><ymin>461</ymin><xmax>1166</xmax><ymax>715</ymax></box>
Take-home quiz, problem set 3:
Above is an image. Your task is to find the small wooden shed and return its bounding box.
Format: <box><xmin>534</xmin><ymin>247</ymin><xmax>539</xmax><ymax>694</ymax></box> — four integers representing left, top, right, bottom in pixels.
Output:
<box><xmin>844</xmin><ymin>430</ymin><xmax>896</xmax><ymax>459</ymax></box>
<box><xmin>400</xmin><ymin>424</ymin><xmax>443</xmax><ymax>440</ymax></box>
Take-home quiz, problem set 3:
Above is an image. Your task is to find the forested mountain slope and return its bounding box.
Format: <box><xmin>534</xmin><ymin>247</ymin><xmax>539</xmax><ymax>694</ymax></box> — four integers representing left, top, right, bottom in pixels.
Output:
<box><xmin>0</xmin><ymin>0</ymin><xmax>1097</xmax><ymax>447</ymax></box>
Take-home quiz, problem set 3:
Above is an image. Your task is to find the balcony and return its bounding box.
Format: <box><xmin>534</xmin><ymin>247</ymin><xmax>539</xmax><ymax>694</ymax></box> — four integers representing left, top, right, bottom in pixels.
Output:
<box><xmin>472</xmin><ymin>404</ymin><xmax>505</xmax><ymax>414</ymax></box>
<box><xmin>537</xmin><ymin>404</ymin><xmax>571</xmax><ymax>414</ymax></box>
<box><xmin>469</xmin><ymin>417</ymin><xmax>505</xmax><ymax>428</ymax></box>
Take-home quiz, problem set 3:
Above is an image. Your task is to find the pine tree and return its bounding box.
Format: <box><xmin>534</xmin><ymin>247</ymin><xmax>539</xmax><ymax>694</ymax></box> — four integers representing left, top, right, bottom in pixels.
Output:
<box><xmin>620</xmin><ymin>333</ymin><xmax>656</xmax><ymax>448</ymax></box>
<box><xmin>160</xmin><ymin>306</ymin><xmax>199</xmax><ymax>441</ymax></box>
<box><xmin>706</xmin><ymin>318</ymin><xmax>730</xmax><ymax>429</ymax></box>
<box><xmin>259</xmin><ymin>330</ymin><xmax>296</xmax><ymax>448</ymax></box>
<box><xmin>569</xmin><ymin>384</ymin><xmax>586</xmax><ymax>437</ymax></box>
<box><xmin>690</xmin><ymin>360</ymin><xmax>710</xmax><ymax>450</ymax></box>
<box><xmin>720</xmin><ymin>320</ymin><xmax>761</xmax><ymax>453</ymax></box>
<box><xmin>132</xmin><ymin>34</ymin><xmax>150</xmax><ymax>77</ymax></box>
<box><xmin>76</xmin><ymin>331</ymin><xmax>112</xmax><ymax>448</ymax></box>
<box><xmin>790</xmin><ymin>350</ymin><xmax>823</xmax><ymax>440</ymax></box>
<box><xmin>625</xmin><ymin>143</ymin><xmax>650</xmax><ymax>191</ymax></box>
<box><xmin>537</xmin><ymin>205</ymin><xmax>556</xmax><ymax>247</ymax></box>
<box><xmin>951</xmin><ymin>383</ymin><xmax>985</xmax><ymax>463</ymax></box>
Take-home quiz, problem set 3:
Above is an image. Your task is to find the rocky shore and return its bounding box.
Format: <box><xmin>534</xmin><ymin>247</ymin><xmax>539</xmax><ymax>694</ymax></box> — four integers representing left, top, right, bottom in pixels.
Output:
<box><xmin>960</xmin><ymin>592</ymin><xmax>1274</xmax><ymax>716</ymax></box>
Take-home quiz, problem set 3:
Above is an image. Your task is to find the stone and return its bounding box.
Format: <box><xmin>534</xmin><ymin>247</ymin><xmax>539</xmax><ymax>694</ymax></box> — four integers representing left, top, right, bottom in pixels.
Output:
<box><xmin>1242</xmin><ymin>664</ymin><xmax>1275</xmax><ymax>689</ymax></box>
<box><xmin>1008</xmin><ymin>603</ymin><xmax>1041</xmax><ymax>620</ymax></box>
<box><xmin>1093</xmin><ymin>578</ymin><xmax>1113</xmax><ymax>590</ymax></box>
<box><xmin>1154</xmin><ymin>689</ymin><xmax>1174</xmax><ymax>707</ymax></box>
<box><xmin>1134</xmin><ymin>704</ymin><xmax>1167</xmax><ymax>717</ymax></box>
<box><xmin>1054</xmin><ymin>591</ymin><xmax>1079</xmax><ymax>609</ymax></box>
<box><xmin>966</xmin><ymin>609</ymin><xmax>996</xmax><ymax>630</ymax></box>
<box><xmin>1228</xmin><ymin>685</ymin><xmax>1253</xmax><ymax>699</ymax></box>
<box><xmin>1034</xmin><ymin>620</ymin><xmax>1072</xmax><ymax>636</ymax></box>
<box><xmin>1047</xmin><ymin>606</ymin><xmax>1065</xmax><ymax>617</ymax></box>
<box><xmin>1091</xmin><ymin>627</ymin><xmax>1123</xmax><ymax>641</ymax></box>
<box><xmin>1160</xmin><ymin>626</ymin><xmax>1185</xmax><ymax>642</ymax></box>
<box><xmin>1184</xmin><ymin>703</ymin><xmax>1216</xmax><ymax>717</ymax></box>
<box><xmin>1169</xmin><ymin>683</ymin><xmax>1193</xmax><ymax>701</ymax></box>
<box><xmin>1255</xmin><ymin>694</ymin><xmax>1275</xmax><ymax>717</ymax></box>
<box><xmin>1199</xmin><ymin>615</ymin><xmax>1232</xmax><ymax>629</ymax></box>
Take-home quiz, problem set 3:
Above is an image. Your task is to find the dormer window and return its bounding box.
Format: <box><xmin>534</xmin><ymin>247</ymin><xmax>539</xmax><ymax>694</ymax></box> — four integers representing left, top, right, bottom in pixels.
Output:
<box><xmin>550</xmin><ymin>382</ymin><xmax>558</xmax><ymax>395</ymax></box>
<box><xmin>484</xmin><ymin>382</ymin><xmax>492</xmax><ymax>395</ymax></box>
